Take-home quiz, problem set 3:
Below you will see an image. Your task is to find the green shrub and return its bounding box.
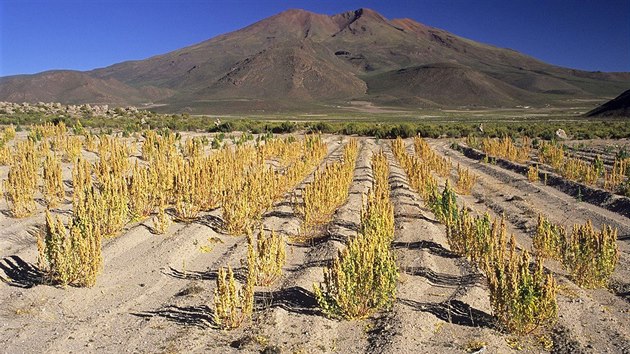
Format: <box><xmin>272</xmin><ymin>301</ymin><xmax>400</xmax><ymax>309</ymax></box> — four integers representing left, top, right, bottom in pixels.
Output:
<box><xmin>485</xmin><ymin>243</ymin><xmax>557</xmax><ymax>334</ymax></box>
<box><xmin>562</xmin><ymin>221</ymin><xmax>619</xmax><ymax>288</ymax></box>
<box><xmin>533</xmin><ymin>214</ymin><xmax>565</xmax><ymax>260</ymax></box>
<box><xmin>313</xmin><ymin>232</ymin><xmax>397</xmax><ymax>320</ymax></box>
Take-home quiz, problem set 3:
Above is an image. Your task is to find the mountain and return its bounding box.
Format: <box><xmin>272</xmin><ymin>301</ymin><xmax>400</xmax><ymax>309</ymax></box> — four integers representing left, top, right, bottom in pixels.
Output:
<box><xmin>0</xmin><ymin>71</ymin><xmax>173</xmax><ymax>105</ymax></box>
<box><xmin>585</xmin><ymin>89</ymin><xmax>630</xmax><ymax>117</ymax></box>
<box><xmin>1</xmin><ymin>8</ymin><xmax>629</xmax><ymax>113</ymax></box>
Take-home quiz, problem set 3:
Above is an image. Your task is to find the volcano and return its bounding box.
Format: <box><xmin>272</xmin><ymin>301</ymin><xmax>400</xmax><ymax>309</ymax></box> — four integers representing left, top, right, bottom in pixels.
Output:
<box><xmin>1</xmin><ymin>8</ymin><xmax>628</xmax><ymax>113</ymax></box>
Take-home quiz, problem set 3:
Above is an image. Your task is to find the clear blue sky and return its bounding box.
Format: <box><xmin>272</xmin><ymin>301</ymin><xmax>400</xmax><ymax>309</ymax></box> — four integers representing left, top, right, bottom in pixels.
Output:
<box><xmin>1</xmin><ymin>0</ymin><xmax>629</xmax><ymax>76</ymax></box>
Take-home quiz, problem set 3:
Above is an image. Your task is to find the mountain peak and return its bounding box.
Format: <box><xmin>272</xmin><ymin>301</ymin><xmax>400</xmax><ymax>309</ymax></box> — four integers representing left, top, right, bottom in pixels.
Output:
<box><xmin>1</xmin><ymin>7</ymin><xmax>627</xmax><ymax>112</ymax></box>
<box><xmin>275</xmin><ymin>8</ymin><xmax>318</xmax><ymax>18</ymax></box>
<box><xmin>354</xmin><ymin>8</ymin><xmax>383</xmax><ymax>18</ymax></box>
<box><xmin>333</xmin><ymin>7</ymin><xmax>388</xmax><ymax>23</ymax></box>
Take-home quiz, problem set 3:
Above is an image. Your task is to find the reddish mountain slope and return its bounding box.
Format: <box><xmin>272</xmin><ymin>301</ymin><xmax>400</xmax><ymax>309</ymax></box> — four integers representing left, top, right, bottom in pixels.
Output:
<box><xmin>1</xmin><ymin>8</ymin><xmax>628</xmax><ymax>111</ymax></box>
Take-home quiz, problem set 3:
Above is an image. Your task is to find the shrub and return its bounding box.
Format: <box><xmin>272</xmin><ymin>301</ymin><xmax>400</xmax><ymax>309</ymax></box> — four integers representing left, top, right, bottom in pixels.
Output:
<box><xmin>296</xmin><ymin>139</ymin><xmax>358</xmax><ymax>236</ymax></box>
<box><xmin>604</xmin><ymin>157</ymin><xmax>630</xmax><ymax>192</ymax></box>
<box><xmin>4</xmin><ymin>141</ymin><xmax>38</xmax><ymax>217</ymax></box>
<box><xmin>455</xmin><ymin>163</ymin><xmax>477</xmax><ymax>194</ymax></box>
<box><xmin>485</xmin><ymin>239</ymin><xmax>557</xmax><ymax>334</ymax></box>
<box><xmin>413</xmin><ymin>137</ymin><xmax>451</xmax><ymax>178</ymax></box>
<box><xmin>3</xmin><ymin>125</ymin><xmax>16</xmax><ymax>141</ymax></box>
<box><xmin>538</xmin><ymin>141</ymin><xmax>565</xmax><ymax>169</ymax></box>
<box><xmin>314</xmin><ymin>150</ymin><xmax>397</xmax><ymax>320</ymax></box>
<box><xmin>0</xmin><ymin>145</ymin><xmax>11</xmax><ymax>165</ymax></box>
<box><xmin>481</xmin><ymin>136</ymin><xmax>531</xmax><ymax>163</ymax></box>
<box><xmin>310</xmin><ymin>122</ymin><xmax>334</xmax><ymax>134</ymax></box>
<box><xmin>98</xmin><ymin>170</ymin><xmax>129</xmax><ymax>238</ymax></box>
<box><xmin>272</xmin><ymin>121</ymin><xmax>298</xmax><ymax>134</ymax></box>
<box><xmin>313</xmin><ymin>231</ymin><xmax>397</xmax><ymax>320</ymax></box>
<box><xmin>430</xmin><ymin>181</ymin><xmax>458</xmax><ymax>227</ymax></box>
<box><xmin>389</xmin><ymin>123</ymin><xmax>415</xmax><ymax>138</ymax></box>
<box><xmin>172</xmin><ymin>155</ymin><xmax>204</xmax><ymax>222</ymax></box>
<box><xmin>447</xmin><ymin>207</ymin><xmax>491</xmax><ymax>261</ymax></box>
<box><xmin>527</xmin><ymin>165</ymin><xmax>539</xmax><ymax>182</ymax></box>
<box><xmin>151</xmin><ymin>191</ymin><xmax>171</xmax><ymax>235</ymax></box>
<box><xmin>38</xmin><ymin>189</ymin><xmax>103</xmax><ymax>287</ymax></box>
<box><xmin>391</xmin><ymin>137</ymin><xmax>438</xmax><ymax>202</ymax></box>
<box><xmin>62</xmin><ymin>136</ymin><xmax>83</xmax><ymax>162</ymax></box>
<box><xmin>562</xmin><ymin>220</ymin><xmax>619</xmax><ymax>288</ymax></box>
<box><xmin>42</xmin><ymin>153</ymin><xmax>65</xmax><ymax>208</ymax></box>
<box><xmin>359</xmin><ymin>151</ymin><xmax>395</xmax><ymax>244</ymax></box>
<box><xmin>532</xmin><ymin>214</ymin><xmax>565</xmax><ymax>260</ymax></box>
<box><xmin>247</xmin><ymin>227</ymin><xmax>286</xmax><ymax>286</ymax></box>
<box><xmin>213</xmin><ymin>265</ymin><xmax>254</xmax><ymax>329</ymax></box>
<box><xmin>127</xmin><ymin>161</ymin><xmax>155</xmax><ymax>221</ymax></box>
<box><xmin>83</xmin><ymin>132</ymin><xmax>98</xmax><ymax>152</ymax></box>
<box><xmin>223</xmin><ymin>135</ymin><xmax>327</xmax><ymax>235</ymax></box>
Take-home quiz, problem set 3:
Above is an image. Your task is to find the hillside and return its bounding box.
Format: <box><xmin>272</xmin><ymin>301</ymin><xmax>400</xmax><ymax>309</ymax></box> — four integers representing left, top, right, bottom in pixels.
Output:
<box><xmin>586</xmin><ymin>89</ymin><xmax>630</xmax><ymax>117</ymax></box>
<box><xmin>1</xmin><ymin>8</ymin><xmax>629</xmax><ymax>113</ymax></box>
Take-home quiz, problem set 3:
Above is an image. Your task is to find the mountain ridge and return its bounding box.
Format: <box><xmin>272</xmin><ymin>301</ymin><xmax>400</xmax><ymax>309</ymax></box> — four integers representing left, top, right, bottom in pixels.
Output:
<box><xmin>1</xmin><ymin>7</ymin><xmax>629</xmax><ymax>113</ymax></box>
<box><xmin>586</xmin><ymin>89</ymin><xmax>630</xmax><ymax>117</ymax></box>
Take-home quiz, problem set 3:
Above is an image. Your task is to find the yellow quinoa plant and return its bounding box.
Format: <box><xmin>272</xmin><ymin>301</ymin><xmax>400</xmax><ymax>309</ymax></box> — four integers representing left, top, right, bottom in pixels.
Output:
<box><xmin>42</xmin><ymin>152</ymin><xmax>65</xmax><ymax>208</ymax></box>
<box><xmin>297</xmin><ymin>139</ymin><xmax>357</xmax><ymax>236</ymax></box>
<box><xmin>562</xmin><ymin>220</ymin><xmax>619</xmax><ymax>288</ymax></box>
<box><xmin>314</xmin><ymin>149</ymin><xmax>397</xmax><ymax>320</ymax></box>
<box><xmin>455</xmin><ymin>163</ymin><xmax>477</xmax><ymax>194</ymax></box>
<box><xmin>213</xmin><ymin>264</ymin><xmax>255</xmax><ymax>329</ymax></box>
<box><xmin>527</xmin><ymin>164</ymin><xmax>540</xmax><ymax>182</ymax></box>
<box><xmin>247</xmin><ymin>226</ymin><xmax>286</xmax><ymax>286</ymax></box>
<box><xmin>38</xmin><ymin>187</ymin><xmax>103</xmax><ymax>287</ymax></box>
<box><xmin>532</xmin><ymin>214</ymin><xmax>565</xmax><ymax>260</ymax></box>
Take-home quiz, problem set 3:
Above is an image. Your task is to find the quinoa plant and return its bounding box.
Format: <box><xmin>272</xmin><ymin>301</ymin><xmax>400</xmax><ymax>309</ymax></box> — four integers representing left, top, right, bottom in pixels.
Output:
<box><xmin>213</xmin><ymin>260</ymin><xmax>255</xmax><ymax>329</ymax></box>
<box><xmin>485</xmin><ymin>239</ymin><xmax>557</xmax><ymax>334</ymax></box>
<box><xmin>532</xmin><ymin>214</ymin><xmax>565</xmax><ymax>260</ymax></box>
<box><xmin>247</xmin><ymin>227</ymin><xmax>286</xmax><ymax>286</ymax></box>
<box><xmin>314</xmin><ymin>150</ymin><xmax>398</xmax><ymax>320</ymax></box>
<box><xmin>562</xmin><ymin>221</ymin><xmax>619</xmax><ymax>288</ymax></box>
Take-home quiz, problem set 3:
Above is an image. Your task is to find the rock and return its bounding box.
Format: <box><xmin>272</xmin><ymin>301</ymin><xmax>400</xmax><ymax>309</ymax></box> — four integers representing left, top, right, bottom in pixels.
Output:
<box><xmin>555</xmin><ymin>129</ymin><xmax>568</xmax><ymax>140</ymax></box>
<box><xmin>262</xmin><ymin>346</ymin><xmax>282</xmax><ymax>354</ymax></box>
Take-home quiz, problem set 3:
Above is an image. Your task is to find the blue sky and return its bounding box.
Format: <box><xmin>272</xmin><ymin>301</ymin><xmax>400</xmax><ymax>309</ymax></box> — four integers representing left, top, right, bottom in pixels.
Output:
<box><xmin>1</xmin><ymin>0</ymin><xmax>629</xmax><ymax>76</ymax></box>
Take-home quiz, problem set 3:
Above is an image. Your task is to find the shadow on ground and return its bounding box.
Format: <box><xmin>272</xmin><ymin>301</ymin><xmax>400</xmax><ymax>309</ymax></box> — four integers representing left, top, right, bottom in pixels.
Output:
<box><xmin>132</xmin><ymin>304</ymin><xmax>214</xmax><ymax>328</ymax></box>
<box><xmin>164</xmin><ymin>266</ymin><xmax>248</xmax><ymax>282</ymax></box>
<box><xmin>255</xmin><ymin>286</ymin><xmax>321</xmax><ymax>316</ymax></box>
<box><xmin>392</xmin><ymin>240</ymin><xmax>460</xmax><ymax>259</ymax></box>
<box><xmin>0</xmin><ymin>255</ymin><xmax>42</xmax><ymax>288</ymax></box>
<box><xmin>399</xmin><ymin>298</ymin><xmax>495</xmax><ymax>329</ymax></box>
<box><xmin>401</xmin><ymin>265</ymin><xmax>483</xmax><ymax>287</ymax></box>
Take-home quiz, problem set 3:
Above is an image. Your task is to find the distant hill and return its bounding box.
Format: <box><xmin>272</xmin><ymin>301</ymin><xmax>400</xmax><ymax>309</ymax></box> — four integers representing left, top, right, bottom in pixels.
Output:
<box><xmin>585</xmin><ymin>89</ymin><xmax>630</xmax><ymax>117</ymax></box>
<box><xmin>1</xmin><ymin>8</ymin><xmax>629</xmax><ymax>113</ymax></box>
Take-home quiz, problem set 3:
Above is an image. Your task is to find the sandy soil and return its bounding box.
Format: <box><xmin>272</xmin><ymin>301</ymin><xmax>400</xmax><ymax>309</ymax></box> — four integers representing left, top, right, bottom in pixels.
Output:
<box><xmin>430</xmin><ymin>139</ymin><xmax>630</xmax><ymax>353</ymax></box>
<box><xmin>1</xmin><ymin>136</ymin><xmax>629</xmax><ymax>353</ymax></box>
<box><xmin>342</xmin><ymin>101</ymin><xmax>407</xmax><ymax>114</ymax></box>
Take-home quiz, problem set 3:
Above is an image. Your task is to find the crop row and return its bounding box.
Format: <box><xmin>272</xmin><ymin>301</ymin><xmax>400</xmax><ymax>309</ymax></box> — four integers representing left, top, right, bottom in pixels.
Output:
<box><xmin>393</xmin><ymin>137</ymin><xmax>619</xmax><ymax>335</ymax></box>
<box><xmin>212</xmin><ymin>141</ymin><xmax>394</xmax><ymax>328</ymax></box>
<box><xmin>5</xmin><ymin>123</ymin><xmax>328</xmax><ymax>287</ymax></box>
<box><xmin>468</xmin><ymin>135</ymin><xmax>630</xmax><ymax>196</ymax></box>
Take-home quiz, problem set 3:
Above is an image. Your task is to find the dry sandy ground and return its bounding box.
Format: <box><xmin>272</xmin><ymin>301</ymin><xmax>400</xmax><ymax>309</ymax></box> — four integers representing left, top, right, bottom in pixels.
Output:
<box><xmin>1</xmin><ymin>136</ymin><xmax>629</xmax><ymax>353</ymax></box>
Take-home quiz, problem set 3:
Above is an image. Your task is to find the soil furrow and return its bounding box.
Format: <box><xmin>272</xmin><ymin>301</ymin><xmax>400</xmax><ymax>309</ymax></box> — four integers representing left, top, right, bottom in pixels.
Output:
<box><xmin>374</xmin><ymin>141</ymin><xmax>514</xmax><ymax>353</ymax></box>
<box><xmin>427</xmin><ymin>139</ymin><xmax>630</xmax><ymax>353</ymax></box>
<box><xmin>250</xmin><ymin>138</ymin><xmax>375</xmax><ymax>353</ymax></box>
